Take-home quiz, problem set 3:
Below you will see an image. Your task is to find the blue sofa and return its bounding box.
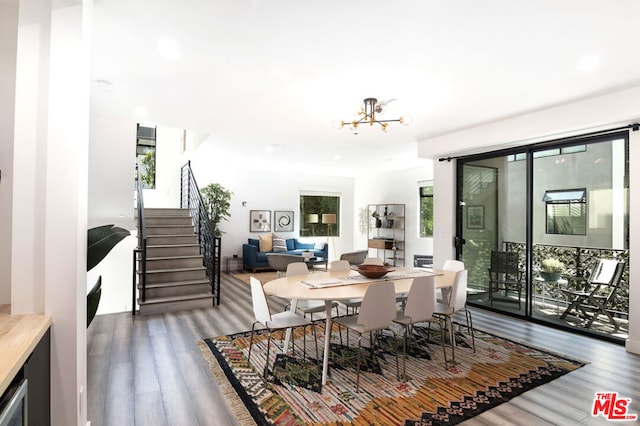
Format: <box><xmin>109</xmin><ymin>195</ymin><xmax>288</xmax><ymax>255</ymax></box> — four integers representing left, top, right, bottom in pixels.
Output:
<box><xmin>242</xmin><ymin>238</ymin><xmax>328</xmax><ymax>272</ymax></box>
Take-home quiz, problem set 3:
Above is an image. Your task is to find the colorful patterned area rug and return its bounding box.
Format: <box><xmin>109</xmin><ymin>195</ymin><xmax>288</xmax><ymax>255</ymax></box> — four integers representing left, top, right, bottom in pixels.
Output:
<box><xmin>197</xmin><ymin>322</ymin><xmax>586</xmax><ymax>425</ymax></box>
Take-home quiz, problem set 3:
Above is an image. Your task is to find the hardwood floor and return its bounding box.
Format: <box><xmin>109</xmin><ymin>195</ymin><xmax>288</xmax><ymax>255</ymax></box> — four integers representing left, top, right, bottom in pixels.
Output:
<box><xmin>87</xmin><ymin>273</ymin><xmax>640</xmax><ymax>425</ymax></box>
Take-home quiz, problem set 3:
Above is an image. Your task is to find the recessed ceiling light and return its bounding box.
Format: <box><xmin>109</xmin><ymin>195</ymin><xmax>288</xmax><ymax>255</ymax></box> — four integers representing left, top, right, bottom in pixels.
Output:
<box><xmin>577</xmin><ymin>55</ymin><xmax>600</xmax><ymax>72</ymax></box>
<box><xmin>157</xmin><ymin>38</ymin><xmax>180</xmax><ymax>60</ymax></box>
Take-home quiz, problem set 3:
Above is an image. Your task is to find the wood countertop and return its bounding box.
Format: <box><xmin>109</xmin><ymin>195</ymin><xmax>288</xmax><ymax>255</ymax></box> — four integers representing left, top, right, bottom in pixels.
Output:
<box><xmin>0</xmin><ymin>309</ymin><xmax>51</xmax><ymax>395</ymax></box>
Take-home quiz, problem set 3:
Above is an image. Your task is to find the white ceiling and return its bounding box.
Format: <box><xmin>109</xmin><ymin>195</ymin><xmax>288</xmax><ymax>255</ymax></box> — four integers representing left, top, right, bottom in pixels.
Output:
<box><xmin>91</xmin><ymin>0</ymin><xmax>640</xmax><ymax>176</ymax></box>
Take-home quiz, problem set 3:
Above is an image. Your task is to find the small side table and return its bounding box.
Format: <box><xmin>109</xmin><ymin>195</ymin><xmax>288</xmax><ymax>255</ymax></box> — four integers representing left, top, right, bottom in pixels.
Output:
<box><xmin>534</xmin><ymin>276</ymin><xmax>567</xmax><ymax>315</ymax></box>
<box><xmin>224</xmin><ymin>256</ymin><xmax>243</xmax><ymax>273</ymax></box>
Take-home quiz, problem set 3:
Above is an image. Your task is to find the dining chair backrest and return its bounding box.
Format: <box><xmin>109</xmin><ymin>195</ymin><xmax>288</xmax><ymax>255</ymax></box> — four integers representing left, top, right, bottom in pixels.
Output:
<box><xmin>403</xmin><ymin>276</ymin><xmax>436</xmax><ymax>323</ymax></box>
<box><xmin>330</xmin><ymin>260</ymin><xmax>351</xmax><ymax>271</ymax></box>
<box><xmin>443</xmin><ymin>259</ymin><xmax>465</xmax><ymax>272</ymax></box>
<box><xmin>357</xmin><ymin>281</ymin><xmax>396</xmax><ymax>331</ymax></box>
<box><xmin>449</xmin><ymin>269</ymin><xmax>469</xmax><ymax>312</ymax></box>
<box><xmin>363</xmin><ymin>257</ymin><xmax>385</xmax><ymax>266</ymax></box>
<box><xmin>286</xmin><ymin>262</ymin><xmax>309</xmax><ymax>277</ymax></box>
<box><xmin>250</xmin><ymin>277</ymin><xmax>272</xmax><ymax>324</ymax></box>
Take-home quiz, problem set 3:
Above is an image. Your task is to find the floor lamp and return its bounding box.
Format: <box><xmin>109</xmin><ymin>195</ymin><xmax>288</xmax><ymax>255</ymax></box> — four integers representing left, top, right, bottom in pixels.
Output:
<box><xmin>321</xmin><ymin>214</ymin><xmax>337</xmax><ymax>259</ymax></box>
<box><xmin>306</xmin><ymin>214</ymin><xmax>319</xmax><ymax>236</ymax></box>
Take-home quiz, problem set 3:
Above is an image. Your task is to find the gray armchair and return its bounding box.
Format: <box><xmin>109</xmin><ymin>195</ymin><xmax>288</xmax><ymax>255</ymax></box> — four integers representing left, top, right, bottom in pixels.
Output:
<box><xmin>266</xmin><ymin>253</ymin><xmax>306</xmax><ymax>277</ymax></box>
<box><xmin>339</xmin><ymin>250</ymin><xmax>368</xmax><ymax>265</ymax></box>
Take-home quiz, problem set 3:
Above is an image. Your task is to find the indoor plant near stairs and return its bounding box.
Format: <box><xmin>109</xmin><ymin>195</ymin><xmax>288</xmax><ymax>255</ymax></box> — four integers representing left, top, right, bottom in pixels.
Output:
<box><xmin>87</xmin><ymin>224</ymin><xmax>130</xmax><ymax>327</ymax></box>
<box><xmin>540</xmin><ymin>257</ymin><xmax>564</xmax><ymax>282</ymax></box>
<box><xmin>200</xmin><ymin>183</ymin><xmax>233</xmax><ymax>236</ymax></box>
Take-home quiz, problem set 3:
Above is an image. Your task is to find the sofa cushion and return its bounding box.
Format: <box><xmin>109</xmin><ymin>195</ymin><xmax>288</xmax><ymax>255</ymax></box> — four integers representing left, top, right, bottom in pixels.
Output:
<box><xmin>256</xmin><ymin>252</ymin><xmax>269</xmax><ymax>263</ymax></box>
<box><xmin>285</xmin><ymin>239</ymin><xmax>296</xmax><ymax>251</ymax></box>
<box><xmin>272</xmin><ymin>234</ymin><xmax>287</xmax><ymax>252</ymax></box>
<box><xmin>295</xmin><ymin>240</ymin><xmax>315</xmax><ymax>250</ymax></box>
<box><xmin>258</xmin><ymin>233</ymin><xmax>273</xmax><ymax>252</ymax></box>
<box><xmin>248</xmin><ymin>238</ymin><xmax>260</xmax><ymax>249</ymax></box>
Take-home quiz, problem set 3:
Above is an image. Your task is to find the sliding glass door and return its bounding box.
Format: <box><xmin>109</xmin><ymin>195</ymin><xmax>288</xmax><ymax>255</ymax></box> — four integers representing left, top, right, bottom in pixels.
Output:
<box><xmin>458</xmin><ymin>132</ymin><xmax>629</xmax><ymax>341</ymax></box>
<box><xmin>460</xmin><ymin>154</ymin><xmax>527</xmax><ymax>315</ymax></box>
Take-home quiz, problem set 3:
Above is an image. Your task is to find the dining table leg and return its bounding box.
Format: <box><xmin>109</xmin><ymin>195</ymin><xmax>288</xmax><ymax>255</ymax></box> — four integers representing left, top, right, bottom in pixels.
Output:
<box><xmin>322</xmin><ymin>299</ymin><xmax>333</xmax><ymax>385</ymax></box>
<box><xmin>282</xmin><ymin>298</ymin><xmax>299</xmax><ymax>352</ymax></box>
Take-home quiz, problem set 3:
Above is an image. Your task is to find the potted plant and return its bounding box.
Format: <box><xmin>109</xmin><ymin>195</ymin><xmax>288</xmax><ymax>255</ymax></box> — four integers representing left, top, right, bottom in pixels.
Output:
<box><xmin>200</xmin><ymin>183</ymin><xmax>233</xmax><ymax>236</ymax></box>
<box><xmin>540</xmin><ymin>257</ymin><xmax>564</xmax><ymax>282</ymax></box>
<box><xmin>87</xmin><ymin>224</ymin><xmax>130</xmax><ymax>327</ymax></box>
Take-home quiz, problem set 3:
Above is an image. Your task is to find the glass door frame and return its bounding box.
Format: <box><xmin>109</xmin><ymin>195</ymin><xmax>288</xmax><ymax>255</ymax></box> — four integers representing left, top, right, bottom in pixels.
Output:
<box><xmin>455</xmin><ymin>130</ymin><xmax>629</xmax><ymax>342</ymax></box>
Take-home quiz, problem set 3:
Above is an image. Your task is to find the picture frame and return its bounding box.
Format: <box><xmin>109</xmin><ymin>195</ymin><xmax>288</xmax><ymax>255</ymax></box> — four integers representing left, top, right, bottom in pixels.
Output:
<box><xmin>274</xmin><ymin>210</ymin><xmax>294</xmax><ymax>232</ymax></box>
<box><xmin>467</xmin><ymin>205</ymin><xmax>484</xmax><ymax>229</ymax></box>
<box><xmin>250</xmin><ymin>210</ymin><xmax>271</xmax><ymax>232</ymax></box>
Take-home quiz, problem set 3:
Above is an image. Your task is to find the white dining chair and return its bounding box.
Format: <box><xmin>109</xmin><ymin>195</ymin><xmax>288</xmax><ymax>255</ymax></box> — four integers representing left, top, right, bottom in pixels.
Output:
<box><xmin>393</xmin><ymin>276</ymin><xmax>447</xmax><ymax>378</ymax></box>
<box><xmin>332</xmin><ymin>259</ymin><xmax>362</xmax><ymax>314</ymax></box>
<box><xmin>248</xmin><ymin>277</ymin><xmax>318</xmax><ymax>378</ymax></box>
<box><xmin>433</xmin><ymin>269</ymin><xmax>475</xmax><ymax>367</ymax></box>
<box><xmin>284</xmin><ymin>263</ymin><xmax>339</xmax><ymax>320</ymax></box>
<box><xmin>333</xmin><ymin>281</ymin><xmax>399</xmax><ymax>392</ymax></box>
<box><xmin>362</xmin><ymin>257</ymin><xmax>384</xmax><ymax>266</ymax></box>
<box><xmin>330</xmin><ymin>259</ymin><xmax>351</xmax><ymax>271</ymax></box>
<box><xmin>439</xmin><ymin>260</ymin><xmax>465</xmax><ymax>303</ymax></box>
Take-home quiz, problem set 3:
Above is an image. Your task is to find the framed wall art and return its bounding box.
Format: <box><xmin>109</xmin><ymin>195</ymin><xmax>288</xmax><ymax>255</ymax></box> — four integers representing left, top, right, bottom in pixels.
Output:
<box><xmin>274</xmin><ymin>210</ymin><xmax>294</xmax><ymax>232</ymax></box>
<box><xmin>467</xmin><ymin>205</ymin><xmax>484</xmax><ymax>229</ymax></box>
<box><xmin>250</xmin><ymin>210</ymin><xmax>271</xmax><ymax>232</ymax></box>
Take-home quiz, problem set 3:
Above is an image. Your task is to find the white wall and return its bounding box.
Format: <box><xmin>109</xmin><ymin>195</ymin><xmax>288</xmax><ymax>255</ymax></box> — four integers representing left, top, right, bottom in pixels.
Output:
<box><xmin>142</xmin><ymin>125</ymin><xmax>185</xmax><ymax>208</ymax></box>
<box><xmin>421</xmin><ymin>85</ymin><xmax>640</xmax><ymax>353</ymax></box>
<box><xmin>4</xmin><ymin>1</ymin><xmax>91</xmax><ymax>425</ymax></box>
<box><xmin>354</xmin><ymin>165</ymin><xmax>434</xmax><ymax>265</ymax></box>
<box><xmin>0</xmin><ymin>0</ymin><xmax>19</xmax><ymax>304</ymax></box>
<box><xmin>187</xmin><ymin>139</ymin><xmax>356</xmax><ymax>261</ymax></box>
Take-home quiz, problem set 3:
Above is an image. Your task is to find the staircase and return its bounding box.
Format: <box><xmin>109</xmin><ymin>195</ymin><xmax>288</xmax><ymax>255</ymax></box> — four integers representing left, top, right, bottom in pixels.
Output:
<box><xmin>137</xmin><ymin>208</ymin><xmax>214</xmax><ymax>315</ymax></box>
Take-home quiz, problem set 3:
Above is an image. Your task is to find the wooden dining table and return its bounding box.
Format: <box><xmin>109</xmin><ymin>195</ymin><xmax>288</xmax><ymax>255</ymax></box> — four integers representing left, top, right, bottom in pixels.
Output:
<box><xmin>263</xmin><ymin>267</ymin><xmax>457</xmax><ymax>385</ymax></box>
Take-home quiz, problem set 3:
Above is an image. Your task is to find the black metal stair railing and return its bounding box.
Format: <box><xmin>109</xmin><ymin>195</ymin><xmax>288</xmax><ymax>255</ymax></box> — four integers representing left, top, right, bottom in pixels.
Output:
<box><xmin>132</xmin><ymin>165</ymin><xmax>147</xmax><ymax>315</ymax></box>
<box><xmin>180</xmin><ymin>161</ymin><xmax>221</xmax><ymax>305</ymax></box>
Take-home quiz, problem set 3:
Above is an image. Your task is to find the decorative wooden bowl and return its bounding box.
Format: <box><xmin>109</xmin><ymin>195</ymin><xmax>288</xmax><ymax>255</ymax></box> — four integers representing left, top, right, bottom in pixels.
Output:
<box><xmin>353</xmin><ymin>264</ymin><xmax>394</xmax><ymax>279</ymax></box>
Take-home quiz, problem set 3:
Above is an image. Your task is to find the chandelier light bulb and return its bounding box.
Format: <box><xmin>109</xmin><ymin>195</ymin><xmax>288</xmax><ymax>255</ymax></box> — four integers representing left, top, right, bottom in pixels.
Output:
<box><xmin>400</xmin><ymin>115</ymin><xmax>413</xmax><ymax>126</ymax></box>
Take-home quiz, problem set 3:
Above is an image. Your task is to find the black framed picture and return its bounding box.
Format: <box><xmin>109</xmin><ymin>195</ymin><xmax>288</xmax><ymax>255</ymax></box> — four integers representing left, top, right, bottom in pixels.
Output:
<box><xmin>274</xmin><ymin>210</ymin><xmax>294</xmax><ymax>232</ymax></box>
<box><xmin>467</xmin><ymin>205</ymin><xmax>484</xmax><ymax>229</ymax></box>
<box><xmin>250</xmin><ymin>210</ymin><xmax>271</xmax><ymax>232</ymax></box>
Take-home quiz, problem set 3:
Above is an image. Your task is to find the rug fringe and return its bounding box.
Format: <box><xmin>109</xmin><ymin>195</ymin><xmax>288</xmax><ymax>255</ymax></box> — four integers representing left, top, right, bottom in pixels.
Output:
<box><xmin>196</xmin><ymin>340</ymin><xmax>257</xmax><ymax>426</ymax></box>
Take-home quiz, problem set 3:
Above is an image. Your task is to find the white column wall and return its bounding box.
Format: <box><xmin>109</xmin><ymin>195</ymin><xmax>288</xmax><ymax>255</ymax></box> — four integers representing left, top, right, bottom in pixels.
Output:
<box><xmin>8</xmin><ymin>0</ymin><xmax>90</xmax><ymax>424</ymax></box>
<box><xmin>46</xmin><ymin>4</ymin><xmax>91</xmax><ymax>424</ymax></box>
<box><xmin>0</xmin><ymin>0</ymin><xmax>19</xmax><ymax>304</ymax></box>
<box><xmin>11</xmin><ymin>0</ymin><xmax>52</xmax><ymax>313</ymax></box>
<box><xmin>423</xmin><ymin>85</ymin><xmax>640</xmax><ymax>353</ymax></box>
<box><xmin>625</xmin><ymin>130</ymin><xmax>640</xmax><ymax>353</ymax></box>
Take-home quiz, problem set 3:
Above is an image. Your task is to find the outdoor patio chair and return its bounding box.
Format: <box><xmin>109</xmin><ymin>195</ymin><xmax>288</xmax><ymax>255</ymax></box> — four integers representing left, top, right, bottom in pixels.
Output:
<box><xmin>488</xmin><ymin>251</ymin><xmax>523</xmax><ymax>309</ymax></box>
<box><xmin>559</xmin><ymin>259</ymin><xmax>626</xmax><ymax>330</ymax></box>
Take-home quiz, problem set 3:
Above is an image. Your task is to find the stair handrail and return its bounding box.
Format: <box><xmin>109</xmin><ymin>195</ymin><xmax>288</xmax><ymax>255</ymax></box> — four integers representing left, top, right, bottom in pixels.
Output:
<box><xmin>180</xmin><ymin>161</ymin><xmax>221</xmax><ymax>304</ymax></box>
<box><xmin>133</xmin><ymin>165</ymin><xmax>147</xmax><ymax>314</ymax></box>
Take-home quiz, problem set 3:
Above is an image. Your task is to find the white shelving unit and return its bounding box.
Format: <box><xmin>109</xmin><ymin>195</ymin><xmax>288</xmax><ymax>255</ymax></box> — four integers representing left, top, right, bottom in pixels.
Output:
<box><xmin>367</xmin><ymin>203</ymin><xmax>405</xmax><ymax>266</ymax></box>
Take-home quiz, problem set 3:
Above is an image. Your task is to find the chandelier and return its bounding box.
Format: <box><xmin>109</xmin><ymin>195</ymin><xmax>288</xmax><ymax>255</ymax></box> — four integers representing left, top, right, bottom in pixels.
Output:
<box><xmin>335</xmin><ymin>97</ymin><xmax>412</xmax><ymax>132</ymax></box>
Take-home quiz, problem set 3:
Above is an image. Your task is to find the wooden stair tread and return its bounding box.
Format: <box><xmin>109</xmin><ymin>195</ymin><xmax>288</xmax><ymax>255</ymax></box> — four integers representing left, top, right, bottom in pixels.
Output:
<box><xmin>137</xmin><ymin>293</ymin><xmax>214</xmax><ymax>305</ymax></box>
<box><xmin>146</xmin><ymin>244</ymin><xmax>199</xmax><ymax>248</ymax></box>
<box><xmin>142</xmin><ymin>266</ymin><xmax>207</xmax><ymax>274</ymax></box>
<box><xmin>139</xmin><ymin>279</ymin><xmax>210</xmax><ymax>289</ymax></box>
